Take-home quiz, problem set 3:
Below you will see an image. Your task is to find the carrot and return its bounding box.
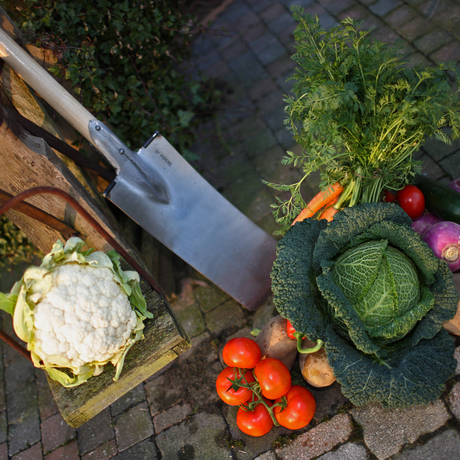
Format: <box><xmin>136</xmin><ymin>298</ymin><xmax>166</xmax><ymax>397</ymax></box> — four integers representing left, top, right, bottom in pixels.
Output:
<box><xmin>318</xmin><ymin>194</ymin><xmax>339</xmax><ymax>212</ymax></box>
<box><xmin>292</xmin><ymin>182</ymin><xmax>344</xmax><ymax>225</ymax></box>
<box><xmin>320</xmin><ymin>206</ymin><xmax>339</xmax><ymax>222</ymax></box>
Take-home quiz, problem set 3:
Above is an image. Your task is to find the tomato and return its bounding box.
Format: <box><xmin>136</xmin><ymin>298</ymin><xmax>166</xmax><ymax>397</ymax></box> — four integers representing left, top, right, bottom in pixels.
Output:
<box><xmin>383</xmin><ymin>189</ymin><xmax>397</xmax><ymax>203</ymax></box>
<box><xmin>222</xmin><ymin>337</ymin><xmax>262</xmax><ymax>369</ymax></box>
<box><xmin>236</xmin><ymin>398</ymin><xmax>273</xmax><ymax>437</ymax></box>
<box><xmin>396</xmin><ymin>185</ymin><xmax>425</xmax><ymax>220</ymax></box>
<box><xmin>286</xmin><ymin>319</ymin><xmax>296</xmax><ymax>339</ymax></box>
<box><xmin>216</xmin><ymin>367</ymin><xmax>255</xmax><ymax>406</ymax></box>
<box><xmin>254</xmin><ymin>358</ymin><xmax>291</xmax><ymax>399</ymax></box>
<box><xmin>286</xmin><ymin>319</ymin><xmax>305</xmax><ymax>340</ymax></box>
<box><xmin>274</xmin><ymin>385</ymin><xmax>316</xmax><ymax>430</ymax></box>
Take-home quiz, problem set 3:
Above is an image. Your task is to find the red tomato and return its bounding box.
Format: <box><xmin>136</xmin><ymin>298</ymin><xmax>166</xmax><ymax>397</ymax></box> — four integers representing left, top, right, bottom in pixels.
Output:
<box><xmin>223</xmin><ymin>337</ymin><xmax>262</xmax><ymax>369</ymax></box>
<box><xmin>274</xmin><ymin>385</ymin><xmax>316</xmax><ymax>430</ymax></box>
<box><xmin>383</xmin><ymin>189</ymin><xmax>397</xmax><ymax>203</ymax></box>
<box><xmin>396</xmin><ymin>185</ymin><xmax>425</xmax><ymax>220</ymax></box>
<box><xmin>254</xmin><ymin>358</ymin><xmax>291</xmax><ymax>400</ymax></box>
<box><xmin>236</xmin><ymin>398</ymin><xmax>273</xmax><ymax>437</ymax></box>
<box><xmin>286</xmin><ymin>319</ymin><xmax>305</xmax><ymax>340</ymax></box>
<box><xmin>216</xmin><ymin>367</ymin><xmax>255</xmax><ymax>406</ymax></box>
<box><xmin>286</xmin><ymin>319</ymin><xmax>296</xmax><ymax>339</ymax></box>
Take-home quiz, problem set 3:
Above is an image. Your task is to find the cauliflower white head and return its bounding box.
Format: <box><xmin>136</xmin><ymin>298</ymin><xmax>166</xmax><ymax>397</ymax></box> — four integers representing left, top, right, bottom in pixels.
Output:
<box><xmin>5</xmin><ymin>237</ymin><xmax>151</xmax><ymax>387</ymax></box>
<box><xmin>33</xmin><ymin>263</ymin><xmax>138</xmax><ymax>369</ymax></box>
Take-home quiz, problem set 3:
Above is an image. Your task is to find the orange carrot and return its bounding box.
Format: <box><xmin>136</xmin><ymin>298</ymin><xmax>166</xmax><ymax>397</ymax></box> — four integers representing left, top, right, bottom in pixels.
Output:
<box><xmin>317</xmin><ymin>194</ymin><xmax>340</xmax><ymax>213</ymax></box>
<box><xmin>320</xmin><ymin>206</ymin><xmax>339</xmax><ymax>222</ymax></box>
<box><xmin>292</xmin><ymin>182</ymin><xmax>344</xmax><ymax>225</ymax></box>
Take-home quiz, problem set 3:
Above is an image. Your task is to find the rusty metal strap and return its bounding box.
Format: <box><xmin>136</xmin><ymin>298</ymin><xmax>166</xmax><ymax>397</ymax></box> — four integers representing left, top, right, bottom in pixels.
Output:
<box><xmin>0</xmin><ymin>187</ymin><xmax>76</xmax><ymax>239</ymax></box>
<box><xmin>0</xmin><ymin>186</ymin><xmax>164</xmax><ymax>296</ymax></box>
<box><xmin>0</xmin><ymin>330</ymin><xmax>31</xmax><ymax>362</ymax></box>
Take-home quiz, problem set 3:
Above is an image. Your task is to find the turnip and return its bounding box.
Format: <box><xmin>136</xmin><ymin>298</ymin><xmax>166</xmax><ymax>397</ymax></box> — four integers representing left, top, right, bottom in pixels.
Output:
<box><xmin>411</xmin><ymin>211</ymin><xmax>441</xmax><ymax>238</ymax></box>
<box><xmin>448</xmin><ymin>178</ymin><xmax>460</xmax><ymax>194</ymax></box>
<box><xmin>423</xmin><ymin>221</ymin><xmax>460</xmax><ymax>272</ymax></box>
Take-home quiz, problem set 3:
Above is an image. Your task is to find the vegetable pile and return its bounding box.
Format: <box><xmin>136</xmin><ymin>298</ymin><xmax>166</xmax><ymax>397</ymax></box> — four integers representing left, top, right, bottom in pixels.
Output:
<box><xmin>0</xmin><ymin>237</ymin><xmax>152</xmax><ymax>387</ymax></box>
<box><xmin>262</xmin><ymin>7</ymin><xmax>460</xmax><ymax>412</ymax></box>
<box><xmin>271</xmin><ymin>202</ymin><xmax>458</xmax><ymax>409</ymax></box>
<box><xmin>216</xmin><ymin>337</ymin><xmax>316</xmax><ymax>437</ymax></box>
<box><xmin>266</xmin><ymin>9</ymin><xmax>460</xmax><ymax>234</ymax></box>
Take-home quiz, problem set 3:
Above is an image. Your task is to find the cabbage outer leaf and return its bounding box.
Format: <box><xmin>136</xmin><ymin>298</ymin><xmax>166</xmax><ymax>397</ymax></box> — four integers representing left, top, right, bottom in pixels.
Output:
<box><xmin>325</xmin><ymin>327</ymin><xmax>456</xmax><ymax>409</ymax></box>
<box><xmin>271</xmin><ymin>217</ymin><xmax>328</xmax><ymax>344</ymax></box>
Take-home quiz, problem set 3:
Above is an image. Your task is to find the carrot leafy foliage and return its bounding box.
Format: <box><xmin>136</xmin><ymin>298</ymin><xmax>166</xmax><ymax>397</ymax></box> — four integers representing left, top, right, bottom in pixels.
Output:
<box><xmin>266</xmin><ymin>7</ymin><xmax>460</xmax><ymax>234</ymax></box>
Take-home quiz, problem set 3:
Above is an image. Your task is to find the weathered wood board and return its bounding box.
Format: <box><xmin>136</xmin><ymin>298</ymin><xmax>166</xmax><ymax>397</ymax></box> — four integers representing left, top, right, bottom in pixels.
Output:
<box><xmin>0</xmin><ymin>107</ymin><xmax>118</xmax><ymax>253</ymax></box>
<box><xmin>47</xmin><ymin>261</ymin><xmax>190</xmax><ymax>428</ymax></box>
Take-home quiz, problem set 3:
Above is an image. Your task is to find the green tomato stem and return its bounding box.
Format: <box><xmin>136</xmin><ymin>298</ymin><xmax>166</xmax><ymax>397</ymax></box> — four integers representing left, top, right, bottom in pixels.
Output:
<box><xmin>228</xmin><ymin>368</ymin><xmax>256</xmax><ymax>391</ymax></box>
<box><xmin>245</xmin><ymin>395</ymin><xmax>286</xmax><ymax>427</ymax></box>
<box><xmin>297</xmin><ymin>336</ymin><xmax>324</xmax><ymax>354</ymax></box>
<box><xmin>237</xmin><ymin>369</ymin><xmax>291</xmax><ymax>428</ymax></box>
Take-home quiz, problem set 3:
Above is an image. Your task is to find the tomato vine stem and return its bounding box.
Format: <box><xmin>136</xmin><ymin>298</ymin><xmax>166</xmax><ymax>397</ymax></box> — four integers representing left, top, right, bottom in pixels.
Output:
<box><xmin>297</xmin><ymin>336</ymin><xmax>324</xmax><ymax>354</ymax></box>
<box><xmin>226</xmin><ymin>368</ymin><xmax>289</xmax><ymax>427</ymax></box>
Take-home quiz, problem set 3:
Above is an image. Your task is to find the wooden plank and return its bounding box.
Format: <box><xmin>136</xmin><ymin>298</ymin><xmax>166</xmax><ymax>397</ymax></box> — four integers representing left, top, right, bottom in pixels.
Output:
<box><xmin>47</xmin><ymin>261</ymin><xmax>191</xmax><ymax>428</ymax></box>
<box><xmin>0</xmin><ymin>106</ymin><xmax>121</xmax><ymax>253</ymax></box>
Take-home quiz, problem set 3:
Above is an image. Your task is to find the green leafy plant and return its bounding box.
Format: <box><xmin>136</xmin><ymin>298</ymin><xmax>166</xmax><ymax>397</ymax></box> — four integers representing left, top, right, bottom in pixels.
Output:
<box><xmin>271</xmin><ymin>202</ymin><xmax>458</xmax><ymax>408</ymax></box>
<box><xmin>0</xmin><ymin>215</ymin><xmax>42</xmax><ymax>269</ymax></box>
<box><xmin>6</xmin><ymin>0</ymin><xmax>220</xmax><ymax>156</ymax></box>
<box><xmin>266</xmin><ymin>8</ymin><xmax>460</xmax><ymax>233</ymax></box>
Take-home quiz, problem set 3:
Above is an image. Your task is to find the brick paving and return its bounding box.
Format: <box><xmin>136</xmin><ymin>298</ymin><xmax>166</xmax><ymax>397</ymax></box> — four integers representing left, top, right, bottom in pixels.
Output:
<box><xmin>1</xmin><ymin>0</ymin><xmax>460</xmax><ymax>459</ymax></box>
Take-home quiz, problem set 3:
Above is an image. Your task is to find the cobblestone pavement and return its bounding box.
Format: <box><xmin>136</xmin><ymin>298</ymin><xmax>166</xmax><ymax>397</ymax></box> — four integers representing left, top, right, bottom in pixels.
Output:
<box><xmin>2</xmin><ymin>0</ymin><xmax>460</xmax><ymax>459</ymax></box>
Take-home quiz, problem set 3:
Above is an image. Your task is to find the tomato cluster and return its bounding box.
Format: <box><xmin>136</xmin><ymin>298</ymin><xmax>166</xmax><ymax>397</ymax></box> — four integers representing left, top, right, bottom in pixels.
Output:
<box><xmin>216</xmin><ymin>337</ymin><xmax>316</xmax><ymax>437</ymax></box>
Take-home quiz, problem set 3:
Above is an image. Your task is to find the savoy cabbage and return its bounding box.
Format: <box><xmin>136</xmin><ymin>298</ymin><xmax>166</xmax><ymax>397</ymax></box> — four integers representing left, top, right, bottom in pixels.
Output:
<box><xmin>271</xmin><ymin>203</ymin><xmax>458</xmax><ymax>408</ymax></box>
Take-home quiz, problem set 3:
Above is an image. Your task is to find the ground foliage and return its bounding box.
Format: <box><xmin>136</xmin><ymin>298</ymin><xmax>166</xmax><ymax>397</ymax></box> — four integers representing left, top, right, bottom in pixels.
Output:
<box><xmin>5</xmin><ymin>0</ymin><xmax>221</xmax><ymax>156</ymax></box>
<box><xmin>266</xmin><ymin>7</ymin><xmax>460</xmax><ymax>234</ymax></box>
<box><xmin>0</xmin><ymin>215</ymin><xmax>42</xmax><ymax>269</ymax></box>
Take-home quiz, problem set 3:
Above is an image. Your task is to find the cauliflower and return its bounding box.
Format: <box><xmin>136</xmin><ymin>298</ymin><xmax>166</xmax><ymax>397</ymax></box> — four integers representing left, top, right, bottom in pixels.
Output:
<box><xmin>0</xmin><ymin>237</ymin><xmax>152</xmax><ymax>387</ymax></box>
<box><xmin>34</xmin><ymin>263</ymin><xmax>138</xmax><ymax>368</ymax></box>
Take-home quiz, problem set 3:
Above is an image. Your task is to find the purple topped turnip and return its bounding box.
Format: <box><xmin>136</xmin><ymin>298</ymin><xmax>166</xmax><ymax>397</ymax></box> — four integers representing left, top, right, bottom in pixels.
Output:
<box><xmin>423</xmin><ymin>221</ymin><xmax>460</xmax><ymax>272</ymax></box>
<box><xmin>411</xmin><ymin>212</ymin><xmax>441</xmax><ymax>238</ymax></box>
<box><xmin>448</xmin><ymin>179</ymin><xmax>460</xmax><ymax>194</ymax></box>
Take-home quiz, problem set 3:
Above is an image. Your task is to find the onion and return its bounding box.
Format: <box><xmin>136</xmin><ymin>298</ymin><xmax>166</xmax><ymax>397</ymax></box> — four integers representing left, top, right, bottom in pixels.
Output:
<box><xmin>423</xmin><ymin>221</ymin><xmax>460</xmax><ymax>272</ymax></box>
<box><xmin>448</xmin><ymin>179</ymin><xmax>460</xmax><ymax>194</ymax></box>
<box><xmin>411</xmin><ymin>212</ymin><xmax>441</xmax><ymax>238</ymax></box>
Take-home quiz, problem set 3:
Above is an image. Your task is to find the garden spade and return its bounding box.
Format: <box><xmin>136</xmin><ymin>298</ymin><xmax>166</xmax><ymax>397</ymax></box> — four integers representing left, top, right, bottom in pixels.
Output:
<box><xmin>0</xmin><ymin>29</ymin><xmax>277</xmax><ymax>310</ymax></box>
